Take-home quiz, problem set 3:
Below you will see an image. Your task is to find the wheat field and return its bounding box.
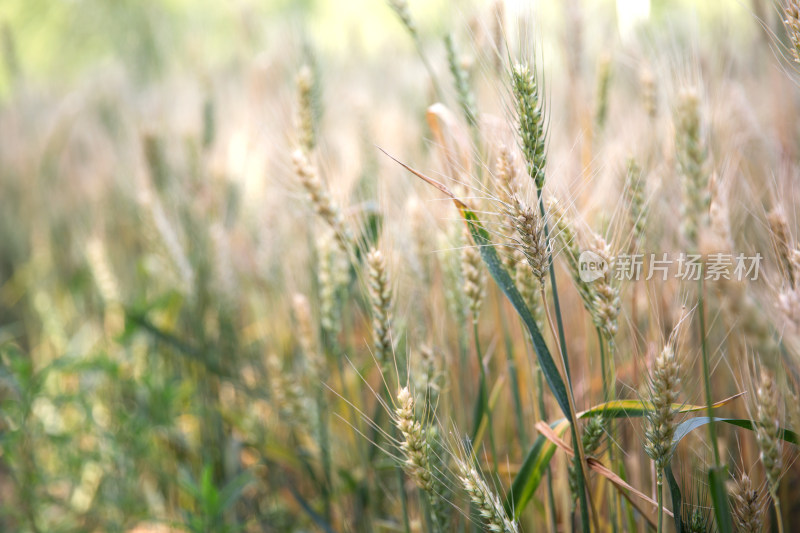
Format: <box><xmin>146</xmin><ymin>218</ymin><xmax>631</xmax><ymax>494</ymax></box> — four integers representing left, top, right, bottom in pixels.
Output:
<box><xmin>2</xmin><ymin>1</ymin><xmax>800</xmax><ymax>532</ymax></box>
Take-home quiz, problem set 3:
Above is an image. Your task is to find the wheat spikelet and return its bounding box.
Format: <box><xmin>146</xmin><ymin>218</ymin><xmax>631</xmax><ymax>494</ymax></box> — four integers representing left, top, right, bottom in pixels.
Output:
<box><xmin>394</xmin><ymin>387</ymin><xmax>449</xmax><ymax>531</ymax></box>
<box><xmin>644</xmin><ymin>341</ymin><xmax>682</xmax><ymax>471</ymax></box>
<box><xmin>494</xmin><ymin>146</ymin><xmax>521</xmax><ymax>271</ymax></box>
<box><xmin>461</xmin><ymin>227</ymin><xmax>486</xmax><ymax>323</ymax></box>
<box><xmin>511</xmin><ymin>63</ymin><xmax>546</xmax><ymax>189</ymax></box>
<box><xmin>624</xmin><ymin>158</ymin><xmax>647</xmax><ymax>250</ymax></box>
<box><xmin>296</xmin><ymin>65</ymin><xmax>316</xmax><ymax>153</ymax></box>
<box><xmin>675</xmin><ymin>87</ymin><xmax>710</xmax><ymax>247</ymax></box>
<box><xmin>445</xmin><ymin>34</ymin><xmax>478</xmax><ymax>129</ymax></box>
<box><xmin>455</xmin><ymin>456</ymin><xmax>519</xmax><ymax>533</ymax></box>
<box><xmin>588</xmin><ymin>234</ymin><xmax>620</xmax><ymax>340</ymax></box>
<box><xmin>366</xmin><ymin>248</ymin><xmax>393</xmax><ymax>368</ymax></box>
<box><xmin>292</xmin><ymin>148</ymin><xmax>352</xmax><ymax>251</ymax></box>
<box><xmin>568</xmin><ymin>415</ymin><xmax>605</xmax><ymax>507</ymax></box>
<box><xmin>547</xmin><ymin>197</ymin><xmax>596</xmax><ymax>307</ymax></box>
<box><xmin>548</xmin><ymin>197</ymin><xmax>618</xmax><ymax>338</ymax></box>
<box><xmin>730</xmin><ymin>473</ymin><xmax>765</xmax><ymax>533</ymax></box>
<box><xmin>514</xmin><ymin>249</ymin><xmax>545</xmax><ymax>327</ymax></box>
<box><xmin>508</xmin><ymin>195</ymin><xmax>548</xmax><ymax>286</ymax></box>
<box><xmin>395</xmin><ymin>387</ymin><xmax>433</xmax><ymax>490</ymax></box>
<box><xmin>768</xmin><ymin>208</ymin><xmax>796</xmax><ymax>287</ymax></box>
<box><xmin>754</xmin><ymin>370</ymin><xmax>783</xmax><ymax>497</ymax></box>
<box><xmin>783</xmin><ymin>0</ymin><xmax>800</xmax><ymax>64</ymax></box>
<box><xmin>495</xmin><ymin>146</ymin><xmax>518</xmax><ymax>204</ymax></box>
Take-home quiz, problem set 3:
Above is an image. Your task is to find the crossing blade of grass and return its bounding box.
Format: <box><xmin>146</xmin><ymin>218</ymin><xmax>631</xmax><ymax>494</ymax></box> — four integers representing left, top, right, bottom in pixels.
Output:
<box><xmin>665</xmin><ymin>464</ymin><xmax>683</xmax><ymax>533</ymax></box>
<box><xmin>285</xmin><ymin>477</ymin><xmax>338</xmax><ymax>533</ymax></box>
<box><xmin>672</xmin><ymin>416</ymin><xmax>800</xmax><ymax>446</ymax></box>
<box><xmin>385</xmin><ymin>149</ymin><xmax>592</xmax><ymax>523</ymax></box>
<box><xmin>534</xmin><ymin>421</ymin><xmax>669</xmax><ymax>528</ymax></box>
<box><xmin>667</xmin><ymin>417</ymin><xmax>799</xmax><ymax>533</ymax></box>
<box><xmin>505</xmin><ymin>421</ymin><xmax>565</xmax><ymax>519</ymax></box>
<box><xmin>709</xmin><ymin>465</ymin><xmax>733</xmax><ymax>533</ymax></box>
<box><xmin>505</xmin><ymin>394</ymin><xmax>743</xmax><ymax>518</ymax></box>
<box><xmin>472</xmin><ymin>376</ymin><xmax>506</xmax><ymax>459</ymax></box>
<box><xmin>380</xmin><ymin>150</ymin><xmax>573</xmax><ymax>428</ymax></box>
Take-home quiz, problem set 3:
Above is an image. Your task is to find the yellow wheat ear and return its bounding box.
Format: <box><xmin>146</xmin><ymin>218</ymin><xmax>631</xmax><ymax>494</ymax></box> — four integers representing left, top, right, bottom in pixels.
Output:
<box><xmin>730</xmin><ymin>473</ymin><xmax>766</xmax><ymax>533</ymax></box>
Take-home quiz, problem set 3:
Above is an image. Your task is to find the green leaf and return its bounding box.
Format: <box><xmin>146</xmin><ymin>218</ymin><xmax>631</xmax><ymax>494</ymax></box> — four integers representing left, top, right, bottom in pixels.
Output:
<box><xmin>470</xmin><ymin>376</ymin><xmax>488</xmax><ymax>444</ymax></box>
<box><xmin>709</xmin><ymin>465</ymin><xmax>733</xmax><ymax>533</ymax></box>
<box><xmin>462</xmin><ymin>210</ymin><xmax>572</xmax><ymax>422</ymax></box>
<box><xmin>665</xmin><ymin>463</ymin><xmax>682</xmax><ymax>533</ymax></box>
<box><xmin>669</xmin><ymin>417</ymin><xmax>799</xmax><ymax>533</ymax></box>
<box><xmin>505</xmin><ymin>396</ymin><xmax>743</xmax><ymax>518</ymax></box>
<box><xmin>672</xmin><ymin>417</ymin><xmax>799</xmax><ymax>447</ymax></box>
<box><xmin>505</xmin><ymin>421</ymin><xmax>565</xmax><ymax>518</ymax></box>
<box><xmin>219</xmin><ymin>471</ymin><xmax>254</xmax><ymax>514</ymax></box>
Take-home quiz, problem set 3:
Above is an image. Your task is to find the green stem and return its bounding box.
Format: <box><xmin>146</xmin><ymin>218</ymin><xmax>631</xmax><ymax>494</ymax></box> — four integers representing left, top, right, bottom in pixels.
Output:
<box><xmin>399</xmin><ymin>468</ymin><xmax>411</xmax><ymax>533</ymax></box>
<box><xmin>535</xmin><ymin>363</ymin><xmax>558</xmax><ymax>533</ymax></box>
<box><xmin>597</xmin><ymin>328</ymin><xmax>609</xmax><ymax>402</ymax></box>
<box><xmin>317</xmin><ymin>390</ymin><xmax>333</xmax><ymax>523</ymax></box>
<box><xmin>774</xmin><ymin>495</ymin><xmax>785</xmax><ymax>533</ymax></box>
<box><xmin>656</xmin><ymin>471</ymin><xmax>664</xmax><ymax>533</ymax></box>
<box><xmin>498</xmin><ymin>292</ymin><xmax>527</xmax><ymax>448</ymax></box>
<box><xmin>473</xmin><ymin>319</ymin><xmax>499</xmax><ymax>474</ymax></box>
<box><xmin>596</xmin><ymin>330</ymin><xmax>621</xmax><ymax>533</ymax></box>
<box><xmin>537</xmin><ymin>190</ymin><xmax>592</xmax><ymax>533</ymax></box>
<box><xmin>698</xmin><ymin>273</ymin><xmax>721</xmax><ymax>467</ymax></box>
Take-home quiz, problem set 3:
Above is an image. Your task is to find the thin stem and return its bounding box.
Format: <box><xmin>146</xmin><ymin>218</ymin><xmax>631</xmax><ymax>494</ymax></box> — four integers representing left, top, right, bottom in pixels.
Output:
<box><xmin>535</xmin><ymin>363</ymin><xmax>558</xmax><ymax>533</ymax></box>
<box><xmin>597</xmin><ymin>327</ymin><xmax>609</xmax><ymax>402</ymax></box>
<box><xmin>540</xmin><ymin>287</ymin><xmax>563</xmax><ymax>361</ymax></box>
<box><xmin>316</xmin><ymin>387</ymin><xmax>333</xmax><ymax>523</ymax></box>
<box><xmin>537</xmin><ymin>191</ymin><xmax>595</xmax><ymax>533</ymax></box>
<box><xmin>473</xmin><ymin>318</ymin><xmax>499</xmax><ymax>475</ymax></box>
<box><xmin>656</xmin><ymin>470</ymin><xmax>664</xmax><ymax>533</ymax></box>
<box><xmin>596</xmin><ymin>329</ymin><xmax>621</xmax><ymax>533</ymax></box>
<box><xmin>399</xmin><ymin>467</ymin><xmax>411</xmax><ymax>533</ymax></box>
<box><xmin>698</xmin><ymin>273</ymin><xmax>721</xmax><ymax>466</ymax></box>
<box><xmin>774</xmin><ymin>495</ymin><xmax>785</xmax><ymax>533</ymax></box>
<box><xmin>497</xmin><ymin>292</ymin><xmax>527</xmax><ymax>448</ymax></box>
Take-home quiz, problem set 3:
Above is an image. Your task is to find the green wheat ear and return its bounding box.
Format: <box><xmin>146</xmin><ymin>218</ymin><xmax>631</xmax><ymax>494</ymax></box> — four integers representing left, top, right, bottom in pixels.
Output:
<box><xmin>445</xmin><ymin>34</ymin><xmax>478</xmax><ymax>130</ymax></box>
<box><xmin>511</xmin><ymin>63</ymin><xmax>546</xmax><ymax>190</ymax></box>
